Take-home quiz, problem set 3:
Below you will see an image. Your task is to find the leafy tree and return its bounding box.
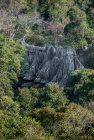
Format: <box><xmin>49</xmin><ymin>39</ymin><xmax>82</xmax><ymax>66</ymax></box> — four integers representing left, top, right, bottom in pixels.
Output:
<box><xmin>0</xmin><ymin>109</ymin><xmax>53</xmax><ymax>140</ymax></box>
<box><xmin>0</xmin><ymin>33</ymin><xmax>26</xmax><ymax>97</ymax></box>
<box><xmin>18</xmin><ymin>87</ymin><xmax>40</xmax><ymax>115</ymax></box>
<box><xmin>0</xmin><ymin>91</ymin><xmax>53</xmax><ymax>140</ymax></box>
<box><xmin>75</xmin><ymin>0</ymin><xmax>92</xmax><ymax>10</ymax></box>
<box><xmin>67</xmin><ymin>69</ymin><xmax>94</xmax><ymax>104</ymax></box>
<box><xmin>33</xmin><ymin>106</ymin><xmax>64</xmax><ymax>138</ymax></box>
<box><xmin>61</xmin><ymin>103</ymin><xmax>94</xmax><ymax>140</ymax></box>
<box><xmin>0</xmin><ymin>96</ymin><xmax>20</xmax><ymax>113</ymax></box>
<box><xmin>38</xmin><ymin>83</ymin><xmax>69</xmax><ymax>111</ymax></box>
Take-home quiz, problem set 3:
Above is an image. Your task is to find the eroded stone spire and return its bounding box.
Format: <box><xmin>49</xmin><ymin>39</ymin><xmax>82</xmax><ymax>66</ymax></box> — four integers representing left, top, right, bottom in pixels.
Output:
<box><xmin>20</xmin><ymin>38</ymin><xmax>84</xmax><ymax>87</ymax></box>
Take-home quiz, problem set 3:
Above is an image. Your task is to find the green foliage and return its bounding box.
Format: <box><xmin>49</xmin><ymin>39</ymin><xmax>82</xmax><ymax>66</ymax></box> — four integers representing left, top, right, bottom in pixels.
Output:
<box><xmin>0</xmin><ymin>96</ymin><xmax>20</xmax><ymax>113</ymax></box>
<box><xmin>0</xmin><ymin>110</ymin><xmax>22</xmax><ymax>140</ymax></box>
<box><xmin>75</xmin><ymin>0</ymin><xmax>92</xmax><ymax>10</ymax></box>
<box><xmin>18</xmin><ymin>87</ymin><xmax>39</xmax><ymax>115</ymax></box>
<box><xmin>16</xmin><ymin>117</ymin><xmax>54</xmax><ymax>140</ymax></box>
<box><xmin>80</xmin><ymin>46</ymin><xmax>94</xmax><ymax>69</ymax></box>
<box><xmin>18</xmin><ymin>83</ymin><xmax>68</xmax><ymax>116</ymax></box>
<box><xmin>2</xmin><ymin>0</ymin><xmax>94</xmax><ymax>48</ymax></box>
<box><xmin>37</xmin><ymin>0</ymin><xmax>94</xmax><ymax>48</ymax></box>
<box><xmin>64</xmin><ymin>5</ymin><xmax>89</xmax><ymax>48</ymax></box>
<box><xmin>33</xmin><ymin>102</ymin><xmax>94</xmax><ymax>140</ymax></box>
<box><xmin>0</xmin><ymin>33</ymin><xmax>26</xmax><ymax>97</ymax></box>
<box><xmin>33</xmin><ymin>106</ymin><xmax>64</xmax><ymax>138</ymax></box>
<box><xmin>25</xmin><ymin>34</ymin><xmax>48</xmax><ymax>47</ymax></box>
<box><xmin>67</xmin><ymin>69</ymin><xmax>94</xmax><ymax>104</ymax></box>
<box><xmin>27</xmin><ymin>0</ymin><xmax>38</xmax><ymax>14</ymax></box>
<box><xmin>38</xmin><ymin>0</ymin><xmax>74</xmax><ymax>21</ymax></box>
<box><xmin>0</xmin><ymin>109</ymin><xmax>52</xmax><ymax>140</ymax></box>
<box><xmin>38</xmin><ymin>83</ymin><xmax>69</xmax><ymax>111</ymax></box>
<box><xmin>61</xmin><ymin>103</ymin><xmax>94</xmax><ymax>140</ymax></box>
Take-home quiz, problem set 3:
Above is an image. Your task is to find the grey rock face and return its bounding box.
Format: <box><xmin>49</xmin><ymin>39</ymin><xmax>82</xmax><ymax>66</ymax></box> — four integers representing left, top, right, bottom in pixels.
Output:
<box><xmin>21</xmin><ymin>39</ymin><xmax>84</xmax><ymax>87</ymax></box>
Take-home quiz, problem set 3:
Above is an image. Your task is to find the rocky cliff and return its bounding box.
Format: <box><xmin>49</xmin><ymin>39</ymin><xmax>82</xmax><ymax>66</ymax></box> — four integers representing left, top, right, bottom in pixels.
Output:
<box><xmin>21</xmin><ymin>38</ymin><xmax>84</xmax><ymax>87</ymax></box>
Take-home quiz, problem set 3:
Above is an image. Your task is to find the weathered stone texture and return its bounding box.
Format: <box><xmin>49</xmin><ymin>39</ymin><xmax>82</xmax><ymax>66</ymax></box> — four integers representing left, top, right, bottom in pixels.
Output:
<box><xmin>21</xmin><ymin>38</ymin><xmax>84</xmax><ymax>87</ymax></box>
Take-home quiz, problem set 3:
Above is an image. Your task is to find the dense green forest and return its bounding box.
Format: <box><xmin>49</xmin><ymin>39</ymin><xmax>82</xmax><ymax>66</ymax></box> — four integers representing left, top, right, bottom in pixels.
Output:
<box><xmin>0</xmin><ymin>0</ymin><xmax>94</xmax><ymax>140</ymax></box>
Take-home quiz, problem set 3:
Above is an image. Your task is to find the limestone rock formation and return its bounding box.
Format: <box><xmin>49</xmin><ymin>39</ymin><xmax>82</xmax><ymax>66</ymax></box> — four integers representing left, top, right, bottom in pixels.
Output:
<box><xmin>21</xmin><ymin>38</ymin><xmax>84</xmax><ymax>87</ymax></box>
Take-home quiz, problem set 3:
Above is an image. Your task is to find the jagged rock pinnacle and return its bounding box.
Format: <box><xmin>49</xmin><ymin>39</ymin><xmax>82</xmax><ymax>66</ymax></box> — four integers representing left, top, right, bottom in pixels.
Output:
<box><xmin>21</xmin><ymin>38</ymin><xmax>84</xmax><ymax>87</ymax></box>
